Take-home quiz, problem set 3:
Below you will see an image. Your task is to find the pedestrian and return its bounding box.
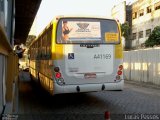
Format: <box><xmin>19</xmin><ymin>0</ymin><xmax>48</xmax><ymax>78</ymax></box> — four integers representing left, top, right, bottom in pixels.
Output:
<box><xmin>15</xmin><ymin>45</ymin><xmax>25</xmax><ymax>58</ymax></box>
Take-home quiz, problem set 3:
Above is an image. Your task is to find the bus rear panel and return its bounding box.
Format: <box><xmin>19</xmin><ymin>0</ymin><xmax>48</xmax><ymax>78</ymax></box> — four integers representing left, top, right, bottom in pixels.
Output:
<box><xmin>51</xmin><ymin>17</ymin><xmax>124</xmax><ymax>94</ymax></box>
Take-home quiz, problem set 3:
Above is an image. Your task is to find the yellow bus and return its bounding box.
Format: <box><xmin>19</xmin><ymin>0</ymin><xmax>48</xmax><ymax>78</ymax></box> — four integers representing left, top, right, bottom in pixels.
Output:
<box><xmin>29</xmin><ymin>16</ymin><xmax>124</xmax><ymax>95</ymax></box>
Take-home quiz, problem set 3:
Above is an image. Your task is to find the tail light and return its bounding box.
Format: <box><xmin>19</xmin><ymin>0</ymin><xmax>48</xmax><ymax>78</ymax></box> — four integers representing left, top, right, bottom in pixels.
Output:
<box><xmin>105</xmin><ymin>111</ymin><xmax>110</xmax><ymax>120</ymax></box>
<box><xmin>116</xmin><ymin>75</ymin><xmax>120</xmax><ymax>80</ymax></box>
<box><xmin>115</xmin><ymin>65</ymin><xmax>123</xmax><ymax>81</ymax></box>
<box><xmin>117</xmin><ymin>70</ymin><xmax>122</xmax><ymax>75</ymax></box>
<box><xmin>119</xmin><ymin>65</ymin><xmax>123</xmax><ymax>70</ymax></box>
<box><xmin>55</xmin><ymin>72</ymin><xmax>61</xmax><ymax>79</ymax></box>
<box><xmin>54</xmin><ymin>67</ymin><xmax>60</xmax><ymax>72</ymax></box>
<box><xmin>54</xmin><ymin>67</ymin><xmax>65</xmax><ymax>85</ymax></box>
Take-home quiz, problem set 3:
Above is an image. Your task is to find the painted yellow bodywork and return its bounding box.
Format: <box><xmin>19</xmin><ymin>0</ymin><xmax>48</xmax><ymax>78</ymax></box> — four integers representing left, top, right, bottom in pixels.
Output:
<box><xmin>115</xmin><ymin>43</ymin><xmax>123</xmax><ymax>59</ymax></box>
<box><xmin>39</xmin><ymin>72</ymin><xmax>54</xmax><ymax>95</ymax></box>
<box><xmin>51</xmin><ymin>20</ymin><xmax>64</xmax><ymax>60</ymax></box>
<box><xmin>114</xmin><ymin>21</ymin><xmax>123</xmax><ymax>59</ymax></box>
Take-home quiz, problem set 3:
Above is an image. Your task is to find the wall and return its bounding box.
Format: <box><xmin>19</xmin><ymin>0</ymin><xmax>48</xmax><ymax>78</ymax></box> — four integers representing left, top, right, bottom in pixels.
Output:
<box><xmin>0</xmin><ymin>0</ymin><xmax>18</xmax><ymax>117</ymax></box>
<box><xmin>123</xmin><ymin>47</ymin><xmax>160</xmax><ymax>85</ymax></box>
<box><xmin>0</xmin><ymin>55</ymin><xmax>6</xmax><ymax>116</ymax></box>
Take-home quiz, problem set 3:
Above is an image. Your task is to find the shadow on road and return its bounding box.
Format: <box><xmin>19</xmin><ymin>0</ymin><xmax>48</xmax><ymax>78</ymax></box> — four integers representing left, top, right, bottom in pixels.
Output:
<box><xmin>18</xmin><ymin>71</ymin><xmax>127</xmax><ymax>120</ymax></box>
<box><xmin>18</xmin><ymin>75</ymin><xmax>107</xmax><ymax>113</ymax></box>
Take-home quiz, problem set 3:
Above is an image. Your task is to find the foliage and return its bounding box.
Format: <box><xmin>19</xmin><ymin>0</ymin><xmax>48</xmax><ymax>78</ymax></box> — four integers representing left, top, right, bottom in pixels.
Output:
<box><xmin>26</xmin><ymin>35</ymin><xmax>36</xmax><ymax>47</ymax></box>
<box><xmin>120</xmin><ymin>22</ymin><xmax>130</xmax><ymax>40</ymax></box>
<box><xmin>145</xmin><ymin>26</ymin><xmax>160</xmax><ymax>47</ymax></box>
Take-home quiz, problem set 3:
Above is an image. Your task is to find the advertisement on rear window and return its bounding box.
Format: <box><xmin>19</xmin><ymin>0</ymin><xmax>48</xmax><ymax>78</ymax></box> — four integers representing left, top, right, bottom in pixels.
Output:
<box><xmin>62</xmin><ymin>21</ymin><xmax>101</xmax><ymax>41</ymax></box>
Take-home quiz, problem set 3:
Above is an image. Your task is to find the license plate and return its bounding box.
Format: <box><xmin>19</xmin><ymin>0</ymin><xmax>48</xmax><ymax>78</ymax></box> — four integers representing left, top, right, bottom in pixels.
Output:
<box><xmin>84</xmin><ymin>73</ymin><xmax>96</xmax><ymax>79</ymax></box>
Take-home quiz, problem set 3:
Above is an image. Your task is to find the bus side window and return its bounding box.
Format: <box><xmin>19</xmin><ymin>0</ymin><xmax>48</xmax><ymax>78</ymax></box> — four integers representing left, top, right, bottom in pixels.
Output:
<box><xmin>45</xmin><ymin>34</ymin><xmax>48</xmax><ymax>59</ymax></box>
<box><xmin>35</xmin><ymin>41</ymin><xmax>38</xmax><ymax>59</ymax></box>
<box><xmin>47</xmin><ymin>28</ymin><xmax>52</xmax><ymax>59</ymax></box>
<box><xmin>43</xmin><ymin>35</ymin><xmax>45</xmax><ymax>59</ymax></box>
<box><xmin>38</xmin><ymin>37</ymin><xmax>42</xmax><ymax>59</ymax></box>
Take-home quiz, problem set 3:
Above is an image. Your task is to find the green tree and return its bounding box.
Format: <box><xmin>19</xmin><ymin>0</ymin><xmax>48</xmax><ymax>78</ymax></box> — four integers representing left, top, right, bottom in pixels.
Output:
<box><xmin>26</xmin><ymin>35</ymin><xmax>36</xmax><ymax>47</ymax></box>
<box><xmin>121</xmin><ymin>22</ymin><xmax>130</xmax><ymax>40</ymax></box>
<box><xmin>145</xmin><ymin>26</ymin><xmax>160</xmax><ymax>47</ymax></box>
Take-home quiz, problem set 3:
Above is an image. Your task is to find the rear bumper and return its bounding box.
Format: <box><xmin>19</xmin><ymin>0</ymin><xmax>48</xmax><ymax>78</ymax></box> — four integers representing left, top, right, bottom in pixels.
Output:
<box><xmin>53</xmin><ymin>80</ymin><xmax>124</xmax><ymax>94</ymax></box>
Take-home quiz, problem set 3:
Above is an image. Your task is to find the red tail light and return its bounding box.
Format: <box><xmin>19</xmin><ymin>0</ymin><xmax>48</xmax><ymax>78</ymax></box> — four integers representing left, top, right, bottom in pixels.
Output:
<box><xmin>55</xmin><ymin>72</ymin><xmax>61</xmax><ymax>78</ymax></box>
<box><xmin>117</xmin><ymin>70</ymin><xmax>122</xmax><ymax>75</ymax></box>
<box><xmin>105</xmin><ymin>111</ymin><xmax>110</xmax><ymax>120</ymax></box>
<box><xmin>115</xmin><ymin>65</ymin><xmax>123</xmax><ymax>81</ymax></box>
<box><xmin>119</xmin><ymin>65</ymin><xmax>123</xmax><ymax>70</ymax></box>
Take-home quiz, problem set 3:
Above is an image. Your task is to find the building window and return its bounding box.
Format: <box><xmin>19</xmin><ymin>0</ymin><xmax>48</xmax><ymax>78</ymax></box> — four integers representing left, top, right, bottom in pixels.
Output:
<box><xmin>139</xmin><ymin>31</ymin><xmax>143</xmax><ymax>38</ymax></box>
<box><xmin>147</xmin><ymin>6</ymin><xmax>152</xmax><ymax>13</ymax></box>
<box><xmin>132</xmin><ymin>12</ymin><xmax>137</xmax><ymax>19</ymax></box>
<box><xmin>139</xmin><ymin>9</ymin><xmax>144</xmax><ymax>17</ymax></box>
<box><xmin>146</xmin><ymin>29</ymin><xmax>151</xmax><ymax>37</ymax></box>
<box><xmin>132</xmin><ymin>33</ymin><xmax>137</xmax><ymax>40</ymax></box>
<box><xmin>155</xmin><ymin>2</ymin><xmax>160</xmax><ymax>10</ymax></box>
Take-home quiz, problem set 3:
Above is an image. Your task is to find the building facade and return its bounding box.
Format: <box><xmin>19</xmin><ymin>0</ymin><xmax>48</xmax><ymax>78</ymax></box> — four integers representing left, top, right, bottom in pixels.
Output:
<box><xmin>111</xmin><ymin>1</ymin><xmax>132</xmax><ymax>49</ymax></box>
<box><xmin>131</xmin><ymin>0</ymin><xmax>160</xmax><ymax>48</ymax></box>
<box><xmin>0</xmin><ymin>0</ymin><xmax>18</xmax><ymax>117</ymax></box>
<box><xmin>112</xmin><ymin>0</ymin><xmax>160</xmax><ymax>49</ymax></box>
<box><xmin>0</xmin><ymin>0</ymin><xmax>41</xmax><ymax>117</ymax></box>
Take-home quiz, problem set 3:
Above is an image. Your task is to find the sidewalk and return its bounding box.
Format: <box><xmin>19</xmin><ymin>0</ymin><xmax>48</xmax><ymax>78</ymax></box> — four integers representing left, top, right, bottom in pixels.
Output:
<box><xmin>19</xmin><ymin>70</ymin><xmax>31</xmax><ymax>82</ymax></box>
<box><xmin>18</xmin><ymin>70</ymin><xmax>32</xmax><ymax>93</ymax></box>
<box><xmin>125</xmin><ymin>79</ymin><xmax>160</xmax><ymax>90</ymax></box>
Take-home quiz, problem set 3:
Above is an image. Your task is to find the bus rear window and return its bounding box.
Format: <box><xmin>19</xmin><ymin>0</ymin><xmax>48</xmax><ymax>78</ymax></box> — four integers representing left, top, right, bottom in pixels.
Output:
<box><xmin>56</xmin><ymin>18</ymin><xmax>120</xmax><ymax>44</ymax></box>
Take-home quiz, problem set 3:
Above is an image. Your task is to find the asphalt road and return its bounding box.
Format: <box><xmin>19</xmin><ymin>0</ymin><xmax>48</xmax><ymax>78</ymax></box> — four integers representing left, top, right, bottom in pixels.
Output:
<box><xmin>18</xmin><ymin>72</ymin><xmax>160</xmax><ymax>120</ymax></box>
